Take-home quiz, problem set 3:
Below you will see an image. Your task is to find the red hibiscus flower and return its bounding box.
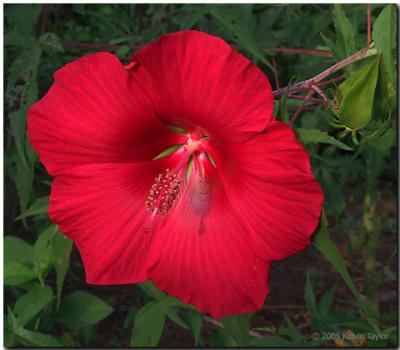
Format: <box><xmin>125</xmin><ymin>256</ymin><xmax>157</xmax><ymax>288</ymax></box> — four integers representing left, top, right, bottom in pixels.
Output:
<box><xmin>27</xmin><ymin>30</ymin><xmax>323</xmax><ymax>318</ymax></box>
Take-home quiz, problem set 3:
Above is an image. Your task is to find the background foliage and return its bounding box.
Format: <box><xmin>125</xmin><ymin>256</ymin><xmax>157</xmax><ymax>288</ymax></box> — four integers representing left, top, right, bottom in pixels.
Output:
<box><xmin>4</xmin><ymin>3</ymin><xmax>397</xmax><ymax>347</ymax></box>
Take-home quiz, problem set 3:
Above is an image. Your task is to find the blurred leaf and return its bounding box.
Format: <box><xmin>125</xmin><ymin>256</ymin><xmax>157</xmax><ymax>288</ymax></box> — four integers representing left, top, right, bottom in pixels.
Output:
<box><xmin>4</xmin><ymin>262</ymin><xmax>36</xmax><ymax>286</ymax></box>
<box><xmin>115</xmin><ymin>45</ymin><xmax>130</xmax><ymax>59</ymax></box>
<box><xmin>220</xmin><ymin>313</ymin><xmax>252</xmax><ymax>346</ymax></box>
<box><xmin>338</xmin><ymin>56</ymin><xmax>380</xmax><ymax>130</ymax></box>
<box><xmin>4</xmin><ymin>236</ymin><xmax>33</xmax><ymax>265</ymax></box>
<box><xmin>208</xmin><ymin>5</ymin><xmax>274</xmax><ymax>72</ymax></box>
<box><xmin>16</xmin><ymin>196</ymin><xmax>49</xmax><ymax>220</ymax></box>
<box><xmin>283</xmin><ymin>313</ymin><xmax>303</xmax><ymax>345</ymax></box>
<box><xmin>130</xmin><ymin>299</ymin><xmax>177</xmax><ymax>347</ymax></box>
<box><xmin>248</xmin><ymin>335</ymin><xmax>293</xmax><ymax>347</ymax></box>
<box><xmin>138</xmin><ymin>281</ymin><xmax>166</xmax><ymax>301</ymax></box>
<box><xmin>33</xmin><ymin>225</ymin><xmax>57</xmax><ymax>276</ymax></box>
<box><xmin>14</xmin><ymin>286</ymin><xmax>53</xmax><ymax>327</ymax></box>
<box><xmin>15</xmin><ymin>328</ymin><xmax>62</xmax><ymax>347</ymax></box>
<box><xmin>56</xmin><ymin>291</ymin><xmax>113</xmax><ymax>330</ymax></box>
<box><xmin>304</xmin><ymin>271</ymin><xmax>318</xmax><ymax>316</ymax></box>
<box><xmin>321</xmin><ymin>170</ymin><xmax>346</xmax><ymax>216</ymax></box>
<box><xmin>5</xmin><ymin>4</ymin><xmax>42</xmax><ymax>36</ymax></box>
<box><xmin>312</xmin><ymin>211</ymin><xmax>377</xmax><ymax>321</ymax></box>
<box><xmin>372</xmin><ymin>5</ymin><xmax>396</xmax><ymax>90</ymax></box>
<box><xmin>184</xmin><ymin>309</ymin><xmax>203</xmax><ymax>346</ymax></box>
<box><xmin>296</xmin><ymin>128</ymin><xmax>353</xmax><ymax>151</ymax></box>
<box><xmin>51</xmin><ymin>230</ymin><xmax>73</xmax><ymax>309</ymax></box>
<box><xmin>332</xmin><ymin>4</ymin><xmax>355</xmax><ymax>58</ymax></box>
<box><xmin>39</xmin><ymin>32</ymin><xmax>65</xmax><ymax>55</ymax></box>
<box><xmin>318</xmin><ymin>284</ymin><xmax>337</xmax><ymax>316</ymax></box>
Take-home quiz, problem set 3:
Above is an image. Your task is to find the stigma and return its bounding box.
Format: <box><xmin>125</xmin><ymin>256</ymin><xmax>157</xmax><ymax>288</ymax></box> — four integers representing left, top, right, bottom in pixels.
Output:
<box><xmin>143</xmin><ymin>129</ymin><xmax>215</xmax><ymax>234</ymax></box>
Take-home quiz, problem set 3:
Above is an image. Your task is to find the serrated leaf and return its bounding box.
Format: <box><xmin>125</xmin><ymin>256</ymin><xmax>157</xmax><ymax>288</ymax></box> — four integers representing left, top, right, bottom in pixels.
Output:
<box><xmin>4</xmin><ymin>236</ymin><xmax>33</xmax><ymax>265</ymax></box>
<box><xmin>372</xmin><ymin>5</ymin><xmax>396</xmax><ymax>90</ymax></box>
<box><xmin>296</xmin><ymin>128</ymin><xmax>353</xmax><ymax>151</ymax></box>
<box><xmin>14</xmin><ymin>286</ymin><xmax>53</xmax><ymax>327</ymax></box>
<box><xmin>153</xmin><ymin>144</ymin><xmax>183</xmax><ymax>160</ymax></box>
<box><xmin>4</xmin><ymin>262</ymin><xmax>36</xmax><ymax>286</ymax></box>
<box><xmin>56</xmin><ymin>291</ymin><xmax>113</xmax><ymax>330</ymax></box>
<box><xmin>338</xmin><ymin>56</ymin><xmax>380</xmax><ymax>130</ymax></box>
<box><xmin>15</xmin><ymin>196</ymin><xmax>49</xmax><ymax>220</ymax></box>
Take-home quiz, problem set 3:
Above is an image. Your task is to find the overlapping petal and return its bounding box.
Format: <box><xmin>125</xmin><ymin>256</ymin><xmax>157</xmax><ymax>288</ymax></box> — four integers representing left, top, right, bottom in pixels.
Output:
<box><xmin>146</xmin><ymin>174</ymin><xmax>271</xmax><ymax>318</ymax></box>
<box><xmin>49</xmin><ymin>161</ymin><xmax>167</xmax><ymax>284</ymax></box>
<box><xmin>132</xmin><ymin>30</ymin><xmax>274</xmax><ymax>142</ymax></box>
<box><xmin>215</xmin><ymin>119</ymin><xmax>323</xmax><ymax>260</ymax></box>
<box><xmin>28</xmin><ymin>52</ymin><xmax>180</xmax><ymax>176</ymax></box>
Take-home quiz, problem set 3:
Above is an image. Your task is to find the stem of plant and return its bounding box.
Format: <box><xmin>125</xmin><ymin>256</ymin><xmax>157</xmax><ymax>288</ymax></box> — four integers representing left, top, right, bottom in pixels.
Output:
<box><xmin>273</xmin><ymin>47</ymin><xmax>377</xmax><ymax>97</ymax></box>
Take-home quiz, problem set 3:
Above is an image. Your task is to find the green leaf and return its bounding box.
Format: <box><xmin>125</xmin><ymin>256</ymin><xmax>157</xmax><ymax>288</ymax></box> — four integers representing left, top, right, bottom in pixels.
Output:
<box><xmin>130</xmin><ymin>300</ymin><xmax>175</xmax><ymax>347</ymax></box>
<box><xmin>115</xmin><ymin>44</ymin><xmax>130</xmax><ymax>59</ymax></box>
<box><xmin>372</xmin><ymin>5</ymin><xmax>396</xmax><ymax>90</ymax></box>
<box><xmin>296</xmin><ymin>128</ymin><xmax>353</xmax><ymax>151</ymax></box>
<box><xmin>14</xmin><ymin>286</ymin><xmax>53</xmax><ymax>327</ymax></box>
<box><xmin>51</xmin><ymin>230</ymin><xmax>73</xmax><ymax>309</ymax></box>
<box><xmin>318</xmin><ymin>284</ymin><xmax>337</xmax><ymax>316</ymax></box>
<box><xmin>38</xmin><ymin>32</ymin><xmax>65</xmax><ymax>55</ymax></box>
<box><xmin>283</xmin><ymin>313</ymin><xmax>302</xmax><ymax>345</ymax></box>
<box><xmin>312</xmin><ymin>211</ymin><xmax>376</xmax><ymax>321</ymax></box>
<box><xmin>33</xmin><ymin>225</ymin><xmax>57</xmax><ymax>275</ymax></box>
<box><xmin>5</xmin><ymin>4</ymin><xmax>42</xmax><ymax>36</ymax></box>
<box><xmin>220</xmin><ymin>313</ymin><xmax>252</xmax><ymax>346</ymax></box>
<box><xmin>248</xmin><ymin>335</ymin><xmax>293</xmax><ymax>347</ymax></box>
<box><xmin>304</xmin><ymin>271</ymin><xmax>318</xmax><ymax>316</ymax></box>
<box><xmin>138</xmin><ymin>281</ymin><xmax>166</xmax><ymax>301</ymax></box>
<box><xmin>4</xmin><ymin>236</ymin><xmax>33</xmax><ymax>265</ymax></box>
<box><xmin>4</xmin><ymin>262</ymin><xmax>36</xmax><ymax>286</ymax></box>
<box><xmin>338</xmin><ymin>56</ymin><xmax>380</xmax><ymax>130</ymax></box>
<box><xmin>332</xmin><ymin>4</ymin><xmax>355</xmax><ymax>58</ymax></box>
<box><xmin>15</xmin><ymin>196</ymin><xmax>49</xmax><ymax>220</ymax></box>
<box><xmin>14</xmin><ymin>160</ymin><xmax>35</xmax><ymax>223</ymax></box>
<box><xmin>320</xmin><ymin>170</ymin><xmax>346</xmax><ymax>216</ymax></box>
<box><xmin>56</xmin><ymin>291</ymin><xmax>113</xmax><ymax>330</ymax></box>
<box><xmin>153</xmin><ymin>144</ymin><xmax>183</xmax><ymax>160</ymax></box>
<box><xmin>15</xmin><ymin>328</ymin><xmax>62</xmax><ymax>347</ymax></box>
<box><xmin>184</xmin><ymin>309</ymin><xmax>203</xmax><ymax>346</ymax></box>
<box><xmin>208</xmin><ymin>5</ymin><xmax>274</xmax><ymax>72</ymax></box>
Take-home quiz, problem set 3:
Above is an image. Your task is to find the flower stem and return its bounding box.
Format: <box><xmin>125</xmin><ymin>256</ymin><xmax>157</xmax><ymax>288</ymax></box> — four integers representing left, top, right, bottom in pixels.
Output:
<box><xmin>273</xmin><ymin>47</ymin><xmax>377</xmax><ymax>97</ymax></box>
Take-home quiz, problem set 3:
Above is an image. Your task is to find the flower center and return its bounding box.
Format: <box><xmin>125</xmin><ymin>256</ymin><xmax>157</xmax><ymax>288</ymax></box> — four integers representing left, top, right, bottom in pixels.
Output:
<box><xmin>143</xmin><ymin>126</ymin><xmax>216</xmax><ymax>234</ymax></box>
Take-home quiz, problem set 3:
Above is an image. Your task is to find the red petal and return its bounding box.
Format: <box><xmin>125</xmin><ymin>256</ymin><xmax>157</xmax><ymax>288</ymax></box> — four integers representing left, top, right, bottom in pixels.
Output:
<box><xmin>28</xmin><ymin>53</ymin><xmax>178</xmax><ymax>176</ymax></box>
<box><xmin>218</xmin><ymin>119</ymin><xmax>324</xmax><ymax>260</ymax></box>
<box><xmin>49</xmin><ymin>161</ymin><xmax>166</xmax><ymax>284</ymax></box>
<box><xmin>146</xmin><ymin>178</ymin><xmax>272</xmax><ymax>318</ymax></box>
<box><xmin>132</xmin><ymin>30</ymin><xmax>274</xmax><ymax>142</ymax></box>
